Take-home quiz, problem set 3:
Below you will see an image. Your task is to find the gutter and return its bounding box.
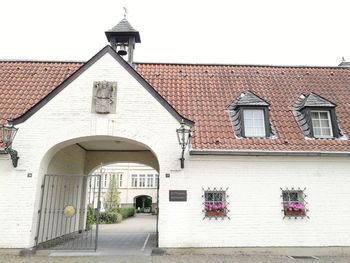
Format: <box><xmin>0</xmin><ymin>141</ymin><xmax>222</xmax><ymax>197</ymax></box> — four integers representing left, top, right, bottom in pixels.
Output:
<box><xmin>190</xmin><ymin>149</ymin><xmax>350</xmax><ymax>157</ymax></box>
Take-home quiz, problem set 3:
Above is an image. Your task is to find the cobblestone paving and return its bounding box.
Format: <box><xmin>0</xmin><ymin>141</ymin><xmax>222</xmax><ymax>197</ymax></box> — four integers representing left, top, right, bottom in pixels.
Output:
<box><xmin>1</xmin><ymin>254</ymin><xmax>350</xmax><ymax>263</ymax></box>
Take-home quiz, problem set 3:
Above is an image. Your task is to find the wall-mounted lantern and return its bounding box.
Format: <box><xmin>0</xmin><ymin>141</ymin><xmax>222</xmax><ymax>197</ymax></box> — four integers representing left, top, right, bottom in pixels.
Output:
<box><xmin>0</xmin><ymin>120</ymin><xmax>19</xmax><ymax>167</ymax></box>
<box><xmin>176</xmin><ymin>120</ymin><xmax>191</xmax><ymax>169</ymax></box>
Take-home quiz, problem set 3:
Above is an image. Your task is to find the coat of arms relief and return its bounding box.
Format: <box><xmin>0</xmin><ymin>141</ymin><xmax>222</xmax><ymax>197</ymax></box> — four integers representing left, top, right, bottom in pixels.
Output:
<box><xmin>92</xmin><ymin>81</ymin><xmax>117</xmax><ymax>114</ymax></box>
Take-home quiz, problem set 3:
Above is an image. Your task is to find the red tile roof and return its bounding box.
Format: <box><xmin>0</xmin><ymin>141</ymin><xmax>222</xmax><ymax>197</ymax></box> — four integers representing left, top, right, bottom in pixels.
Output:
<box><xmin>136</xmin><ymin>63</ymin><xmax>350</xmax><ymax>151</ymax></box>
<box><xmin>2</xmin><ymin>59</ymin><xmax>350</xmax><ymax>152</ymax></box>
<box><xmin>0</xmin><ymin>61</ymin><xmax>83</xmax><ymax>125</ymax></box>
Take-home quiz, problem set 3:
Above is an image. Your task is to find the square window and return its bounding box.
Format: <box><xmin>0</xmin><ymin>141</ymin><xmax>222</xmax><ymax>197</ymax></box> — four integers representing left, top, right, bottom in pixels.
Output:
<box><xmin>310</xmin><ymin>111</ymin><xmax>333</xmax><ymax>138</ymax></box>
<box><xmin>282</xmin><ymin>190</ymin><xmax>306</xmax><ymax>217</ymax></box>
<box><xmin>204</xmin><ymin>190</ymin><xmax>227</xmax><ymax>218</ymax></box>
<box><xmin>243</xmin><ymin>109</ymin><xmax>266</xmax><ymax>137</ymax></box>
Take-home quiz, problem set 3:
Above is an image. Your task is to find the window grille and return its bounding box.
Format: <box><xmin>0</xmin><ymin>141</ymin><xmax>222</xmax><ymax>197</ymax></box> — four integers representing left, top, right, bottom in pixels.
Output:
<box><xmin>202</xmin><ymin>187</ymin><xmax>230</xmax><ymax>220</ymax></box>
<box><xmin>281</xmin><ymin>187</ymin><xmax>309</xmax><ymax>219</ymax></box>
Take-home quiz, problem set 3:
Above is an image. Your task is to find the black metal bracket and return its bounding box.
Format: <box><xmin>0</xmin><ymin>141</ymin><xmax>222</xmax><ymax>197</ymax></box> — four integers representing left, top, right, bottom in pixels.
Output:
<box><xmin>180</xmin><ymin>149</ymin><xmax>185</xmax><ymax>169</ymax></box>
<box><xmin>0</xmin><ymin>148</ymin><xmax>19</xmax><ymax>167</ymax></box>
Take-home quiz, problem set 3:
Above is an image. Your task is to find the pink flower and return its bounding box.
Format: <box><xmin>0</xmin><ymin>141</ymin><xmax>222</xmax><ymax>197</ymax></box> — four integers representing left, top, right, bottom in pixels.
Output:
<box><xmin>287</xmin><ymin>202</ymin><xmax>305</xmax><ymax>211</ymax></box>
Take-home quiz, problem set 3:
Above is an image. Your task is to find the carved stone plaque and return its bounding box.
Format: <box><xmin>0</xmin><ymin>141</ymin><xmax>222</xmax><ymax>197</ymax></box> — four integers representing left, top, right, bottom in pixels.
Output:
<box><xmin>92</xmin><ymin>81</ymin><xmax>117</xmax><ymax>114</ymax></box>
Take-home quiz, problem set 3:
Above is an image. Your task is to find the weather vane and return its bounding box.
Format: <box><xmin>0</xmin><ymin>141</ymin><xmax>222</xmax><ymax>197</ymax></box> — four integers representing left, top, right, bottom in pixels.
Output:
<box><xmin>123</xmin><ymin>7</ymin><xmax>128</xmax><ymax>18</ymax></box>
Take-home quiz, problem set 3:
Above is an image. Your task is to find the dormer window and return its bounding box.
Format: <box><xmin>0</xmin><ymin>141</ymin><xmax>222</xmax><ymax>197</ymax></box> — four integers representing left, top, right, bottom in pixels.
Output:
<box><xmin>227</xmin><ymin>91</ymin><xmax>274</xmax><ymax>138</ymax></box>
<box><xmin>293</xmin><ymin>93</ymin><xmax>341</xmax><ymax>139</ymax></box>
<box><xmin>310</xmin><ymin>110</ymin><xmax>333</xmax><ymax>138</ymax></box>
<box><xmin>242</xmin><ymin>109</ymin><xmax>266</xmax><ymax>137</ymax></box>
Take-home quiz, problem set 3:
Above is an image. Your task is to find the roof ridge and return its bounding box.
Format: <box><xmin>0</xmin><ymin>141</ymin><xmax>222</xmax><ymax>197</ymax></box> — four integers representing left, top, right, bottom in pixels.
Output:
<box><xmin>135</xmin><ymin>61</ymin><xmax>350</xmax><ymax>69</ymax></box>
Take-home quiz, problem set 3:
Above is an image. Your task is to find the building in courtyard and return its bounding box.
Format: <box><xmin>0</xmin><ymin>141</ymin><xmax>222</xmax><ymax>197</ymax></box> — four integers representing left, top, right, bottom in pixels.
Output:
<box><xmin>91</xmin><ymin>163</ymin><xmax>158</xmax><ymax>212</ymax></box>
<box><xmin>1</xmin><ymin>17</ymin><xmax>350</xmax><ymax>251</ymax></box>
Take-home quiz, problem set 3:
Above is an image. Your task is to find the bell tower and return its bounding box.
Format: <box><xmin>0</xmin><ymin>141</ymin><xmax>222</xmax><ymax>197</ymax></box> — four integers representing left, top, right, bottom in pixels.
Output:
<box><xmin>105</xmin><ymin>16</ymin><xmax>141</xmax><ymax>65</ymax></box>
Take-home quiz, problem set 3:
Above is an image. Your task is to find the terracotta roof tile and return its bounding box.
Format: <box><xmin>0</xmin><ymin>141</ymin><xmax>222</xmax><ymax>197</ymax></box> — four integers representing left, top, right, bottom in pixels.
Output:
<box><xmin>2</xmin><ymin>59</ymin><xmax>350</xmax><ymax>152</ymax></box>
<box><xmin>136</xmin><ymin>63</ymin><xmax>350</xmax><ymax>151</ymax></box>
<box><xmin>0</xmin><ymin>61</ymin><xmax>82</xmax><ymax>125</ymax></box>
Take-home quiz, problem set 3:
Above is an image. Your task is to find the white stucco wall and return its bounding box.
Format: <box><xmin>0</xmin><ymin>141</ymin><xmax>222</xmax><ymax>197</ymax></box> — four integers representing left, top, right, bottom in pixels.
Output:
<box><xmin>0</xmin><ymin>51</ymin><xmax>181</xmax><ymax>248</ymax></box>
<box><xmin>159</xmin><ymin>155</ymin><xmax>350</xmax><ymax>247</ymax></box>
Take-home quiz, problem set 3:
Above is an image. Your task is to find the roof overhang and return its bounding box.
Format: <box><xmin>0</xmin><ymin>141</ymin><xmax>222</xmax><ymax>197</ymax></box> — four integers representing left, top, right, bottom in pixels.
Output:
<box><xmin>190</xmin><ymin>149</ymin><xmax>350</xmax><ymax>157</ymax></box>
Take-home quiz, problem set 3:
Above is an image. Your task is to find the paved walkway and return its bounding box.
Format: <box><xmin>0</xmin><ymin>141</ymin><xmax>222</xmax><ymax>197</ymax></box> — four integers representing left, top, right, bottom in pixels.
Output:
<box><xmin>50</xmin><ymin>213</ymin><xmax>157</xmax><ymax>256</ymax></box>
<box><xmin>2</xmin><ymin>254</ymin><xmax>350</xmax><ymax>263</ymax></box>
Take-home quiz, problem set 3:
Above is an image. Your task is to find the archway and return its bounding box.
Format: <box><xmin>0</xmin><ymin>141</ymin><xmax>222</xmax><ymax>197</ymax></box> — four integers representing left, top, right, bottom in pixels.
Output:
<box><xmin>134</xmin><ymin>195</ymin><xmax>153</xmax><ymax>213</ymax></box>
<box><xmin>34</xmin><ymin>136</ymin><xmax>160</xmax><ymax>253</ymax></box>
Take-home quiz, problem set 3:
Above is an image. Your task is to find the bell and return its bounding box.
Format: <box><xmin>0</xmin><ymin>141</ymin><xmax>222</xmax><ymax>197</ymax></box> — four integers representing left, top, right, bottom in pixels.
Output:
<box><xmin>117</xmin><ymin>45</ymin><xmax>127</xmax><ymax>56</ymax></box>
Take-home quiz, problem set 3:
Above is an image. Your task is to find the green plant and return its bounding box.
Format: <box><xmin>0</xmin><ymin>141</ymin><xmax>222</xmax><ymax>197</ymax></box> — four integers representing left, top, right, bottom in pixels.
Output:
<box><xmin>103</xmin><ymin>173</ymin><xmax>120</xmax><ymax>213</ymax></box>
<box><xmin>136</xmin><ymin>207</ymin><xmax>145</xmax><ymax>213</ymax></box>
<box><xmin>99</xmin><ymin>211</ymin><xmax>122</xmax><ymax>224</ymax></box>
<box><xmin>86</xmin><ymin>204</ymin><xmax>95</xmax><ymax>231</ymax></box>
<box><xmin>119</xmin><ymin>207</ymin><xmax>135</xmax><ymax>219</ymax></box>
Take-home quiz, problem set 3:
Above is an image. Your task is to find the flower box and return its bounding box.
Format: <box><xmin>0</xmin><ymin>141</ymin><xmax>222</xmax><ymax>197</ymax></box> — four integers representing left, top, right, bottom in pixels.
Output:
<box><xmin>285</xmin><ymin>210</ymin><xmax>305</xmax><ymax>217</ymax></box>
<box><xmin>206</xmin><ymin>210</ymin><xmax>225</xmax><ymax>217</ymax></box>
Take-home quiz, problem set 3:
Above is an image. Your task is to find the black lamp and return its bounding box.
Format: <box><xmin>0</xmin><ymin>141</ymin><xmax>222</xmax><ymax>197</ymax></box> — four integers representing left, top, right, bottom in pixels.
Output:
<box><xmin>0</xmin><ymin>120</ymin><xmax>19</xmax><ymax>167</ymax></box>
<box><xmin>176</xmin><ymin>120</ymin><xmax>191</xmax><ymax>169</ymax></box>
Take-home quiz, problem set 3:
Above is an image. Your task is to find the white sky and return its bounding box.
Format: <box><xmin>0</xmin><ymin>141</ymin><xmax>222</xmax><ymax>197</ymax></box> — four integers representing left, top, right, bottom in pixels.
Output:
<box><xmin>0</xmin><ymin>0</ymin><xmax>349</xmax><ymax>66</ymax></box>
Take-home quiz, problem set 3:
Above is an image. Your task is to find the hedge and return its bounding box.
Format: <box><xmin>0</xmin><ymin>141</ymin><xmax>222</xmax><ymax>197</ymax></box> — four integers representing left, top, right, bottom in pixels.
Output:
<box><xmin>99</xmin><ymin>211</ymin><xmax>123</xmax><ymax>224</ymax></box>
<box><xmin>119</xmin><ymin>207</ymin><xmax>136</xmax><ymax>219</ymax></box>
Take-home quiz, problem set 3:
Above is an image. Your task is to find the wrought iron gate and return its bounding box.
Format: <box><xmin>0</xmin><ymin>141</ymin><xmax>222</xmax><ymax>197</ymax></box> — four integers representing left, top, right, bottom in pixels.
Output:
<box><xmin>35</xmin><ymin>174</ymin><xmax>101</xmax><ymax>250</ymax></box>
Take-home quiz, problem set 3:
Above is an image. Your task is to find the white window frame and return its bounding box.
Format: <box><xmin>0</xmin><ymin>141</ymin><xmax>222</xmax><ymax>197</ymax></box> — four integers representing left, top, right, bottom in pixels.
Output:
<box><xmin>310</xmin><ymin>110</ymin><xmax>333</xmax><ymax>138</ymax></box>
<box><xmin>139</xmin><ymin>174</ymin><xmax>145</xmax><ymax>187</ymax></box>
<box><xmin>147</xmin><ymin>174</ymin><xmax>153</xmax><ymax>187</ymax></box>
<box><xmin>131</xmin><ymin>174</ymin><xmax>138</xmax><ymax>188</ymax></box>
<box><xmin>242</xmin><ymin>109</ymin><xmax>266</xmax><ymax>138</ymax></box>
<box><xmin>103</xmin><ymin>174</ymin><xmax>108</xmax><ymax>188</ymax></box>
<box><xmin>118</xmin><ymin>173</ymin><xmax>123</xmax><ymax>188</ymax></box>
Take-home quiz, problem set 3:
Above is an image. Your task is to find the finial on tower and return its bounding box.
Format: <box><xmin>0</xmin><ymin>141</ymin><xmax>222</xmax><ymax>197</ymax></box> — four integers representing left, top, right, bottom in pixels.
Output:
<box><xmin>123</xmin><ymin>7</ymin><xmax>128</xmax><ymax>18</ymax></box>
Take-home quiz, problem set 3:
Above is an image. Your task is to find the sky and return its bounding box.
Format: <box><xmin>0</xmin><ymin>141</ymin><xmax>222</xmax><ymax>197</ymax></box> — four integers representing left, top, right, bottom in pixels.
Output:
<box><xmin>0</xmin><ymin>0</ymin><xmax>349</xmax><ymax>66</ymax></box>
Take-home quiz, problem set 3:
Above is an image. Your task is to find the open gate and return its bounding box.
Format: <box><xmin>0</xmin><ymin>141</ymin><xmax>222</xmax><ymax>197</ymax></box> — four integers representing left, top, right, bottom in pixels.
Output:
<box><xmin>35</xmin><ymin>174</ymin><xmax>101</xmax><ymax>250</ymax></box>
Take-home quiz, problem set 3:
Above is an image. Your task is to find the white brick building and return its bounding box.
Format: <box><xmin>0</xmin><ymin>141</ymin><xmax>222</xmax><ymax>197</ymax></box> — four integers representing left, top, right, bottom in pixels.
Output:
<box><xmin>92</xmin><ymin>163</ymin><xmax>158</xmax><ymax>212</ymax></box>
<box><xmin>0</xmin><ymin>17</ymin><xmax>350</xmax><ymax>252</ymax></box>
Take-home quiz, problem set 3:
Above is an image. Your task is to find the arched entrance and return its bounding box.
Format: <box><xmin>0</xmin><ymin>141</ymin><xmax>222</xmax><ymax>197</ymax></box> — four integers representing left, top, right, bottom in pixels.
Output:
<box><xmin>34</xmin><ymin>136</ymin><xmax>160</xmax><ymax>252</ymax></box>
<box><xmin>134</xmin><ymin>195</ymin><xmax>153</xmax><ymax>213</ymax></box>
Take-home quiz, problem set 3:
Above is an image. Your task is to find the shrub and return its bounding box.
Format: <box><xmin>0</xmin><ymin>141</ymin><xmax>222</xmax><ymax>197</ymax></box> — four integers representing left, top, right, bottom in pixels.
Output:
<box><xmin>136</xmin><ymin>208</ymin><xmax>145</xmax><ymax>213</ymax></box>
<box><xmin>99</xmin><ymin>211</ymin><xmax>122</xmax><ymax>224</ymax></box>
<box><xmin>86</xmin><ymin>204</ymin><xmax>95</xmax><ymax>231</ymax></box>
<box><xmin>103</xmin><ymin>174</ymin><xmax>120</xmax><ymax>213</ymax></box>
<box><xmin>119</xmin><ymin>208</ymin><xmax>135</xmax><ymax>219</ymax></box>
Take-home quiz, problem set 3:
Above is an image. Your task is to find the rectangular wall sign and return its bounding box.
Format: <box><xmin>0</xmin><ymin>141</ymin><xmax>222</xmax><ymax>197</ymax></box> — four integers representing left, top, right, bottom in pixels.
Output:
<box><xmin>169</xmin><ymin>190</ymin><xmax>187</xmax><ymax>202</ymax></box>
